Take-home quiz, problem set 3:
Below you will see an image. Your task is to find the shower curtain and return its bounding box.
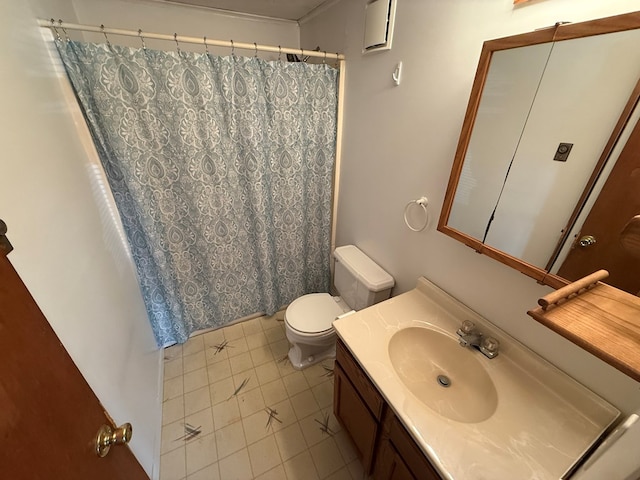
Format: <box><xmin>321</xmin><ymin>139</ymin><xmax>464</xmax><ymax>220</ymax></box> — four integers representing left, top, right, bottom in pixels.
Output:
<box><xmin>56</xmin><ymin>40</ymin><xmax>338</xmax><ymax>347</ymax></box>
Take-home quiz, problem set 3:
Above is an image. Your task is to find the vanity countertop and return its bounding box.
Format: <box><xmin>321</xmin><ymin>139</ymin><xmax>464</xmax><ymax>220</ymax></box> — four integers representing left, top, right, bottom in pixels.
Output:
<box><xmin>333</xmin><ymin>277</ymin><xmax>619</xmax><ymax>480</ymax></box>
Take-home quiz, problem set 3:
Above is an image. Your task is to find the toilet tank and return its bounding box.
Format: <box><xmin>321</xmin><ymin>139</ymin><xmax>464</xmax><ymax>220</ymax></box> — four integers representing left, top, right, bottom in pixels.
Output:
<box><xmin>333</xmin><ymin>245</ymin><xmax>395</xmax><ymax>311</ymax></box>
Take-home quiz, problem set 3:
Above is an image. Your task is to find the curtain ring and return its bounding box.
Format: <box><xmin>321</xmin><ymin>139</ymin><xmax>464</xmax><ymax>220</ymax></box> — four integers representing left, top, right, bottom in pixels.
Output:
<box><xmin>254</xmin><ymin>42</ymin><xmax>258</xmax><ymax>58</ymax></box>
<box><xmin>323</xmin><ymin>51</ymin><xmax>327</xmax><ymax>64</ymax></box>
<box><xmin>174</xmin><ymin>33</ymin><xmax>181</xmax><ymax>54</ymax></box>
<box><xmin>204</xmin><ymin>36</ymin><xmax>209</xmax><ymax>54</ymax></box>
<box><xmin>278</xmin><ymin>45</ymin><xmax>282</xmax><ymax>62</ymax></box>
<box><xmin>138</xmin><ymin>29</ymin><xmax>146</xmax><ymax>50</ymax></box>
<box><xmin>50</xmin><ymin>18</ymin><xmax>62</xmax><ymax>42</ymax></box>
<box><xmin>57</xmin><ymin>19</ymin><xmax>70</xmax><ymax>42</ymax></box>
<box><xmin>230</xmin><ymin>39</ymin><xmax>235</xmax><ymax>56</ymax></box>
<box><xmin>100</xmin><ymin>24</ymin><xmax>111</xmax><ymax>48</ymax></box>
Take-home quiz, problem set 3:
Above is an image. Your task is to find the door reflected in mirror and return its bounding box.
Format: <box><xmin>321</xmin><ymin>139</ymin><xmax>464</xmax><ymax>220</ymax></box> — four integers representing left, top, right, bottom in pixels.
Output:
<box><xmin>439</xmin><ymin>12</ymin><xmax>640</xmax><ymax>294</ymax></box>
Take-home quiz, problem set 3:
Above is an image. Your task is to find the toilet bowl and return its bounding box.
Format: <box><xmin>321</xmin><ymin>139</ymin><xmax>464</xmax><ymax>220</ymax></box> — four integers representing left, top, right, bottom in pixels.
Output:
<box><xmin>285</xmin><ymin>293</ymin><xmax>351</xmax><ymax>369</ymax></box>
<box><xmin>284</xmin><ymin>245</ymin><xmax>394</xmax><ymax>370</ymax></box>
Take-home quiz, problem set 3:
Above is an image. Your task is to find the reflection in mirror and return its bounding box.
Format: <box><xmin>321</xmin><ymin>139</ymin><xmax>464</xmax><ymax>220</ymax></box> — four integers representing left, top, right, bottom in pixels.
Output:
<box><xmin>439</xmin><ymin>12</ymin><xmax>640</xmax><ymax>293</ymax></box>
<box><xmin>550</xmin><ymin>106</ymin><xmax>640</xmax><ymax>294</ymax></box>
<box><xmin>448</xmin><ymin>43</ymin><xmax>553</xmax><ymax>244</ymax></box>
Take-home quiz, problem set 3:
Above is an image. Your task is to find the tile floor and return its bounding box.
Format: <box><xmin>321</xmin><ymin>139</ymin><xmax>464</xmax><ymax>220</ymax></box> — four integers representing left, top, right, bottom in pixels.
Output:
<box><xmin>160</xmin><ymin>311</ymin><xmax>366</xmax><ymax>480</ymax></box>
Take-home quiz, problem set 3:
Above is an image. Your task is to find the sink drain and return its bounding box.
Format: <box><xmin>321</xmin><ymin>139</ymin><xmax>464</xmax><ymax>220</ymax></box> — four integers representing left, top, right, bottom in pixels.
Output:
<box><xmin>436</xmin><ymin>375</ymin><xmax>451</xmax><ymax>388</ymax></box>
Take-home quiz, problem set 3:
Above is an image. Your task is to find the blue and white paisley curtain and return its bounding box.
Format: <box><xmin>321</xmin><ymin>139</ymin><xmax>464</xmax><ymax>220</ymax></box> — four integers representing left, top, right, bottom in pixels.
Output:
<box><xmin>55</xmin><ymin>41</ymin><xmax>338</xmax><ymax>347</ymax></box>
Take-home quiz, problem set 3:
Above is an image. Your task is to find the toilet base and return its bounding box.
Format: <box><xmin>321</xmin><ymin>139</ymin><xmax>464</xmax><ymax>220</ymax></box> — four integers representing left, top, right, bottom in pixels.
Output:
<box><xmin>287</xmin><ymin>341</ymin><xmax>336</xmax><ymax>370</ymax></box>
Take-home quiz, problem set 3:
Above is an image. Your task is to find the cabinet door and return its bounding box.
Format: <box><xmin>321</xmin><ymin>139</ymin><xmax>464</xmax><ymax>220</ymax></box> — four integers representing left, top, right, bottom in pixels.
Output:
<box><xmin>387</xmin><ymin>445</ymin><xmax>416</xmax><ymax>480</ymax></box>
<box><xmin>374</xmin><ymin>437</ymin><xmax>416</xmax><ymax>480</ymax></box>
<box><xmin>389</xmin><ymin>414</ymin><xmax>442</xmax><ymax>480</ymax></box>
<box><xmin>334</xmin><ymin>363</ymin><xmax>378</xmax><ymax>472</ymax></box>
<box><xmin>336</xmin><ymin>339</ymin><xmax>384</xmax><ymax>419</ymax></box>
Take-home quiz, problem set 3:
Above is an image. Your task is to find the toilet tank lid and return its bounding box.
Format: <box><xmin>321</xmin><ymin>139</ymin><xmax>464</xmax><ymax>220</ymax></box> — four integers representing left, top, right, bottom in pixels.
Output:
<box><xmin>333</xmin><ymin>245</ymin><xmax>395</xmax><ymax>292</ymax></box>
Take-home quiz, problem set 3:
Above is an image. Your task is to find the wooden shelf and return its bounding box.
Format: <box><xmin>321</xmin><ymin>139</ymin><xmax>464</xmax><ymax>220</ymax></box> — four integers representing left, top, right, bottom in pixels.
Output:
<box><xmin>528</xmin><ymin>283</ymin><xmax>640</xmax><ymax>382</ymax></box>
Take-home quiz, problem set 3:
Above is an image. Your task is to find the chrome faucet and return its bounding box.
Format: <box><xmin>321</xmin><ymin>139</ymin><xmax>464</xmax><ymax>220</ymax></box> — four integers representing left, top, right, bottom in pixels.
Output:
<box><xmin>456</xmin><ymin>320</ymin><xmax>500</xmax><ymax>359</ymax></box>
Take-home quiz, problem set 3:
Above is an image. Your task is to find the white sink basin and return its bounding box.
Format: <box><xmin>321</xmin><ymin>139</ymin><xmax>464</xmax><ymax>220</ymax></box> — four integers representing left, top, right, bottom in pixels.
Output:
<box><xmin>388</xmin><ymin>327</ymin><xmax>498</xmax><ymax>423</ymax></box>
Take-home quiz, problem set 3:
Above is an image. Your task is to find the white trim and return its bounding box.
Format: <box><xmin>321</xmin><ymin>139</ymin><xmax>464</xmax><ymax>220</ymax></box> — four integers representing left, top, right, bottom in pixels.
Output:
<box><xmin>143</xmin><ymin>0</ymin><xmax>299</xmax><ymax>25</ymax></box>
<box><xmin>151</xmin><ymin>353</ymin><xmax>164</xmax><ymax>480</ymax></box>
<box><xmin>331</xmin><ymin>58</ymin><xmax>346</xmax><ymax>261</ymax></box>
<box><xmin>299</xmin><ymin>0</ymin><xmax>344</xmax><ymax>25</ymax></box>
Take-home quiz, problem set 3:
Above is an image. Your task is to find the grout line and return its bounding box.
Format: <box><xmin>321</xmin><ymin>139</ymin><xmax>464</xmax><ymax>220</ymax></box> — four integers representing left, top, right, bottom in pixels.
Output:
<box><xmin>180</xmin><ymin>337</ymin><xmax>187</xmax><ymax>478</ymax></box>
<box><xmin>204</xmin><ymin>344</ymin><xmax>216</xmax><ymax>462</ymax></box>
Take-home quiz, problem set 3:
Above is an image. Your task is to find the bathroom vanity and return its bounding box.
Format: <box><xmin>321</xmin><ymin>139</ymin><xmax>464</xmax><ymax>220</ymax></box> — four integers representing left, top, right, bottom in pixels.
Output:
<box><xmin>334</xmin><ymin>337</ymin><xmax>441</xmax><ymax>479</ymax></box>
<box><xmin>332</xmin><ymin>278</ymin><xmax>619</xmax><ymax>480</ymax></box>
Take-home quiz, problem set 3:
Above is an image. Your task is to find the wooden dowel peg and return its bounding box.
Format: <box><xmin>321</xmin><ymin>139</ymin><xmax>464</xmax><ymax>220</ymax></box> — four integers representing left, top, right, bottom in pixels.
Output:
<box><xmin>538</xmin><ymin>270</ymin><xmax>609</xmax><ymax>310</ymax></box>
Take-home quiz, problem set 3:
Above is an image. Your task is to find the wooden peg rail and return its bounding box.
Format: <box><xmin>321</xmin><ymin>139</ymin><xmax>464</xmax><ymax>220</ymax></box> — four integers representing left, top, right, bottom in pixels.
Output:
<box><xmin>538</xmin><ymin>270</ymin><xmax>609</xmax><ymax>310</ymax></box>
<box><xmin>528</xmin><ymin>271</ymin><xmax>640</xmax><ymax>382</ymax></box>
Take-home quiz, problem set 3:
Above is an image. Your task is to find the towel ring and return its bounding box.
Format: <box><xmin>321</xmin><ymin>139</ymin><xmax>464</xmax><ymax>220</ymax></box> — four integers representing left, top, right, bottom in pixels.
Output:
<box><xmin>404</xmin><ymin>197</ymin><xmax>429</xmax><ymax>232</ymax></box>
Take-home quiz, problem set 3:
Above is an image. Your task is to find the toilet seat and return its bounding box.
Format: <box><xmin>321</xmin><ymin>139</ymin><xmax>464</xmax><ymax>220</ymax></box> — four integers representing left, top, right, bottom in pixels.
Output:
<box><xmin>285</xmin><ymin>293</ymin><xmax>348</xmax><ymax>335</ymax></box>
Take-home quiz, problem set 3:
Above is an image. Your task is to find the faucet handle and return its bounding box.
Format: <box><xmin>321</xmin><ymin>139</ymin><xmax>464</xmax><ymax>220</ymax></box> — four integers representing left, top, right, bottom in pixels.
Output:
<box><xmin>480</xmin><ymin>336</ymin><xmax>500</xmax><ymax>358</ymax></box>
<box><xmin>459</xmin><ymin>320</ymin><xmax>475</xmax><ymax>334</ymax></box>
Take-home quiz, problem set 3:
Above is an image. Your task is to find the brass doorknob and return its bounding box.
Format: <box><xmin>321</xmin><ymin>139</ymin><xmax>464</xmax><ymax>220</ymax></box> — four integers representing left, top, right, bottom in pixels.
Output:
<box><xmin>95</xmin><ymin>423</ymin><xmax>132</xmax><ymax>457</ymax></box>
<box><xmin>579</xmin><ymin>235</ymin><xmax>597</xmax><ymax>247</ymax></box>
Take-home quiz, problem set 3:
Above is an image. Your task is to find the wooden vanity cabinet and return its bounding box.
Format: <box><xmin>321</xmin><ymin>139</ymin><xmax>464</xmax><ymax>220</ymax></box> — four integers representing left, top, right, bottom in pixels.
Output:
<box><xmin>375</xmin><ymin>437</ymin><xmax>416</xmax><ymax>480</ymax></box>
<box><xmin>334</xmin><ymin>339</ymin><xmax>442</xmax><ymax>480</ymax></box>
<box><xmin>376</xmin><ymin>410</ymin><xmax>442</xmax><ymax>480</ymax></box>
<box><xmin>333</xmin><ymin>339</ymin><xmax>384</xmax><ymax>472</ymax></box>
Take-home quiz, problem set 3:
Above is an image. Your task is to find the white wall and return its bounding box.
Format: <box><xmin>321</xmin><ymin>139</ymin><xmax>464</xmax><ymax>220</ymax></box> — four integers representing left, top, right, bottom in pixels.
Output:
<box><xmin>301</xmin><ymin>0</ymin><xmax>640</xmax><ymax>414</ymax></box>
<box><xmin>1</xmin><ymin>0</ymin><xmax>162</xmax><ymax>476</ymax></box>
<box><xmin>1</xmin><ymin>0</ymin><xmax>164</xmax><ymax>476</ymax></box>
<box><xmin>1</xmin><ymin>0</ymin><xmax>301</xmax><ymax>478</ymax></box>
<box><xmin>71</xmin><ymin>0</ymin><xmax>299</xmax><ymax>59</ymax></box>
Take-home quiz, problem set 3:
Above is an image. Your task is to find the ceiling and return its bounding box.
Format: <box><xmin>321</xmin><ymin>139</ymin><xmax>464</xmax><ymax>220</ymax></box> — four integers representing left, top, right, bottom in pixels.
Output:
<box><xmin>158</xmin><ymin>0</ymin><xmax>332</xmax><ymax>21</ymax></box>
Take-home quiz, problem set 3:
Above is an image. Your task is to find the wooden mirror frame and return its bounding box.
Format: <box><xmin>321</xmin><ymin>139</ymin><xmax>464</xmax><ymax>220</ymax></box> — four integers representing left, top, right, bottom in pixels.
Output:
<box><xmin>438</xmin><ymin>11</ymin><xmax>640</xmax><ymax>289</ymax></box>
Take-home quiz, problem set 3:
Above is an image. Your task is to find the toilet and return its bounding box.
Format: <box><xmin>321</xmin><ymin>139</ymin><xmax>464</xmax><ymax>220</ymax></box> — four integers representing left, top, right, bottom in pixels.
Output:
<box><xmin>284</xmin><ymin>245</ymin><xmax>395</xmax><ymax>369</ymax></box>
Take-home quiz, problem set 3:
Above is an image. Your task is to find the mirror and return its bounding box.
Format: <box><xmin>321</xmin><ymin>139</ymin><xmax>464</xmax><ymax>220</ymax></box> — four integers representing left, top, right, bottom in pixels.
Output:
<box><xmin>439</xmin><ymin>12</ymin><xmax>640</xmax><ymax>293</ymax></box>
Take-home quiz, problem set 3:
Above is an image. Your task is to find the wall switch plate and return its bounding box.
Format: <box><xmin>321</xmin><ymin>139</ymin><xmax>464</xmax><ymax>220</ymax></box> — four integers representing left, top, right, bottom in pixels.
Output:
<box><xmin>554</xmin><ymin>142</ymin><xmax>573</xmax><ymax>162</ymax></box>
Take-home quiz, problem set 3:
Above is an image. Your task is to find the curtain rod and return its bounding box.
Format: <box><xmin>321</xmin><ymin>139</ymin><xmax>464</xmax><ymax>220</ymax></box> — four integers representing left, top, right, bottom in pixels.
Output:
<box><xmin>38</xmin><ymin>19</ymin><xmax>345</xmax><ymax>61</ymax></box>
